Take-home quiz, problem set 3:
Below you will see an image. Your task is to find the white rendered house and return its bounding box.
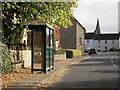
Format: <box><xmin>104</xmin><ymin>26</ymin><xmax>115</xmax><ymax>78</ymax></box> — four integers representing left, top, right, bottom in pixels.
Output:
<box><xmin>85</xmin><ymin>34</ymin><xmax>119</xmax><ymax>51</ymax></box>
<box><xmin>85</xmin><ymin>33</ymin><xmax>94</xmax><ymax>49</ymax></box>
<box><xmin>93</xmin><ymin>34</ymin><xmax>119</xmax><ymax>51</ymax></box>
<box><xmin>118</xmin><ymin>1</ymin><xmax>120</xmax><ymax>49</ymax></box>
<box><xmin>85</xmin><ymin>19</ymin><xmax>119</xmax><ymax>51</ymax></box>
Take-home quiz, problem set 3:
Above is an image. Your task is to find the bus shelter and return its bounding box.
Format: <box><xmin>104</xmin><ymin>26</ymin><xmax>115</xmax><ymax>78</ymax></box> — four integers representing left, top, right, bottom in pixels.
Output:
<box><xmin>26</xmin><ymin>20</ymin><xmax>54</xmax><ymax>73</ymax></box>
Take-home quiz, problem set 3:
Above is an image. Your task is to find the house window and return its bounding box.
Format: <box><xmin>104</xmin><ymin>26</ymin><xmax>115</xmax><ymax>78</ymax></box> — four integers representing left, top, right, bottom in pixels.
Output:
<box><xmin>112</xmin><ymin>40</ymin><xmax>114</xmax><ymax>44</ymax></box>
<box><xmin>79</xmin><ymin>37</ymin><xmax>82</xmax><ymax>45</ymax></box>
<box><xmin>105</xmin><ymin>46</ymin><xmax>107</xmax><ymax>51</ymax></box>
<box><xmin>105</xmin><ymin>40</ymin><xmax>107</xmax><ymax>44</ymax></box>
<box><xmin>87</xmin><ymin>40</ymin><xmax>89</xmax><ymax>43</ymax></box>
<box><xmin>98</xmin><ymin>40</ymin><xmax>101</xmax><ymax>44</ymax></box>
<box><xmin>98</xmin><ymin>46</ymin><xmax>101</xmax><ymax>51</ymax></box>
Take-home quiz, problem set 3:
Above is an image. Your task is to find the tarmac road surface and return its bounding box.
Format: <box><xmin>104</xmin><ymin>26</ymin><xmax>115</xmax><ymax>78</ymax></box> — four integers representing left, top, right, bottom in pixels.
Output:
<box><xmin>48</xmin><ymin>52</ymin><xmax>120</xmax><ymax>89</ymax></box>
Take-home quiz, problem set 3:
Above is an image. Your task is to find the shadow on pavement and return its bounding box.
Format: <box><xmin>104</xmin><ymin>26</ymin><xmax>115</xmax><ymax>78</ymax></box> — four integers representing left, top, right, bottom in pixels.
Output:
<box><xmin>48</xmin><ymin>77</ymin><xmax>119</xmax><ymax>89</ymax></box>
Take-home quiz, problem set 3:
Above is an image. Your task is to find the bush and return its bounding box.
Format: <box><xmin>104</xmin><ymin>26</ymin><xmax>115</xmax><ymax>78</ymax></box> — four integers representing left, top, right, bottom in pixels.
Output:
<box><xmin>0</xmin><ymin>44</ymin><xmax>13</xmax><ymax>74</ymax></box>
<box><xmin>64</xmin><ymin>49</ymin><xmax>82</xmax><ymax>58</ymax></box>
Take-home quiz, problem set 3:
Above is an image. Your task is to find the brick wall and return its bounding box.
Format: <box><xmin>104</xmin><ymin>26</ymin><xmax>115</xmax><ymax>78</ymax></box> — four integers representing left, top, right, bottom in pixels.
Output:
<box><xmin>54</xmin><ymin>52</ymin><xmax>66</xmax><ymax>60</ymax></box>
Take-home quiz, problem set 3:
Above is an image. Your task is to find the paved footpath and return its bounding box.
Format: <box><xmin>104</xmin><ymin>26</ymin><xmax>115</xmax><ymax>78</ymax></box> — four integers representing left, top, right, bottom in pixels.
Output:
<box><xmin>2</xmin><ymin>56</ymin><xmax>89</xmax><ymax>90</ymax></box>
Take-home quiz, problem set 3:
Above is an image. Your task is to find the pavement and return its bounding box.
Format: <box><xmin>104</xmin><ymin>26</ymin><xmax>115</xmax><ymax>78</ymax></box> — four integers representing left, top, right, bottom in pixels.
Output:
<box><xmin>2</xmin><ymin>55</ymin><xmax>90</xmax><ymax>90</ymax></box>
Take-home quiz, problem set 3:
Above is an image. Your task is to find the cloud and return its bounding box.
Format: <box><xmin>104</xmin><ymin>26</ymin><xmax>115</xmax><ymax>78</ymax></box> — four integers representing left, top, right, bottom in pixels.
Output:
<box><xmin>80</xmin><ymin>0</ymin><xmax>119</xmax><ymax>2</ymax></box>
<box><xmin>74</xmin><ymin>1</ymin><xmax>119</xmax><ymax>33</ymax></box>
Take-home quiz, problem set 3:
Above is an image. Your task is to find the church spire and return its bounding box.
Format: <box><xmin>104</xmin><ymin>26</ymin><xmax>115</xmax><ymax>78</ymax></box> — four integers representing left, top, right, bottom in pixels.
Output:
<box><xmin>94</xmin><ymin>19</ymin><xmax>101</xmax><ymax>35</ymax></box>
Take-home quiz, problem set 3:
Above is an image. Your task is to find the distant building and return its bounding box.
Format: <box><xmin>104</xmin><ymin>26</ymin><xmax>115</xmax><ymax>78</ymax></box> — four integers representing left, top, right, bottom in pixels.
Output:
<box><xmin>93</xmin><ymin>34</ymin><xmax>119</xmax><ymax>51</ymax></box>
<box><xmin>60</xmin><ymin>17</ymin><xmax>86</xmax><ymax>55</ymax></box>
<box><xmin>118</xmin><ymin>1</ymin><xmax>120</xmax><ymax>49</ymax></box>
<box><xmin>85</xmin><ymin>33</ymin><xmax>94</xmax><ymax>49</ymax></box>
<box><xmin>94</xmin><ymin>19</ymin><xmax>101</xmax><ymax>35</ymax></box>
<box><xmin>85</xmin><ymin>19</ymin><xmax>119</xmax><ymax>51</ymax></box>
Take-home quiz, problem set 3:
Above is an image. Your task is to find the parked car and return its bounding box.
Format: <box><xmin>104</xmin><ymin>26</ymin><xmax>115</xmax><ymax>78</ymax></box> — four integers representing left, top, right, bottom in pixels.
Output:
<box><xmin>84</xmin><ymin>49</ymin><xmax>89</xmax><ymax>53</ymax></box>
<box><xmin>88</xmin><ymin>49</ymin><xmax>97</xmax><ymax>55</ymax></box>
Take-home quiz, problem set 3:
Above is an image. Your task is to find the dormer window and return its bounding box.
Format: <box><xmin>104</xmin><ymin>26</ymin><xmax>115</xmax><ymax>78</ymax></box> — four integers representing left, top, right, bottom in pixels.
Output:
<box><xmin>105</xmin><ymin>40</ymin><xmax>107</xmax><ymax>44</ymax></box>
<box><xmin>98</xmin><ymin>40</ymin><xmax>100</xmax><ymax>44</ymax></box>
<box><xmin>87</xmin><ymin>40</ymin><xmax>89</xmax><ymax>43</ymax></box>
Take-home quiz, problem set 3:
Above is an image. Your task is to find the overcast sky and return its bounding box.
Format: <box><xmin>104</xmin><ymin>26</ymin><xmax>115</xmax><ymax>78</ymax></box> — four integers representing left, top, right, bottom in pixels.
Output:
<box><xmin>73</xmin><ymin>0</ymin><xmax>120</xmax><ymax>33</ymax></box>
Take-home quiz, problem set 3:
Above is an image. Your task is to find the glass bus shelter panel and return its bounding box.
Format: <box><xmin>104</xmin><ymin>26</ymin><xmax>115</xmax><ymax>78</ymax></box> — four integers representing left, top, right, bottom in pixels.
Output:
<box><xmin>46</xmin><ymin>28</ymin><xmax>50</xmax><ymax>70</ymax></box>
<box><xmin>46</xmin><ymin>27</ymin><xmax>54</xmax><ymax>71</ymax></box>
<box><xmin>50</xmin><ymin>50</ymin><xmax>53</xmax><ymax>68</ymax></box>
<box><xmin>50</xmin><ymin>30</ymin><xmax>53</xmax><ymax>48</ymax></box>
<box><xmin>33</xmin><ymin>31</ymin><xmax>43</xmax><ymax>70</ymax></box>
<box><xmin>50</xmin><ymin>30</ymin><xmax>54</xmax><ymax>68</ymax></box>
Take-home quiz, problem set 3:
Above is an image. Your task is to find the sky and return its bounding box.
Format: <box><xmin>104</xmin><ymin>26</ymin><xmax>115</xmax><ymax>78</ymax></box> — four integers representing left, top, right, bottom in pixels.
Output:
<box><xmin>73</xmin><ymin>0</ymin><xmax>120</xmax><ymax>33</ymax></box>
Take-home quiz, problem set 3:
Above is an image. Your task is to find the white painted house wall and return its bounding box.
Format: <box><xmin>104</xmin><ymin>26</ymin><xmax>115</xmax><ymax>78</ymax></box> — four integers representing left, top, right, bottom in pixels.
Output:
<box><xmin>119</xmin><ymin>36</ymin><xmax>120</xmax><ymax>48</ymax></box>
<box><xmin>93</xmin><ymin>40</ymin><xmax>119</xmax><ymax>51</ymax></box>
<box><xmin>118</xmin><ymin>2</ymin><xmax>120</xmax><ymax>49</ymax></box>
<box><xmin>85</xmin><ymin>39</ymin><xmax>94</xmax><ymax>49</ymax></box>
<box><xmin>85</xmin><ymin>39</ymin><xmax>119</xmax><ymax>51</ymax></box>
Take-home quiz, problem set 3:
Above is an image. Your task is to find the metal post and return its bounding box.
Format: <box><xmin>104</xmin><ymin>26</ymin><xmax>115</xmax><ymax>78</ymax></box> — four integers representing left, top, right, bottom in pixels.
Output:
<box><xmin>52</xmin><ymin>30</ymin><xmax>54</xmax><ymax>69</ymax></box>
<box><xmin>43</xmin><ymin>29</ymin><xmax>46</xmax><ymax>74</ymax></box>
<box><xmin>31</xmin><ymin>29</ymin><xmax>34</xmax><ymax>73</ymax></box>
<box><xmin>49</xmin><ymin>28</ymin><xmax>51</xmax><ymax>69</ymax></box>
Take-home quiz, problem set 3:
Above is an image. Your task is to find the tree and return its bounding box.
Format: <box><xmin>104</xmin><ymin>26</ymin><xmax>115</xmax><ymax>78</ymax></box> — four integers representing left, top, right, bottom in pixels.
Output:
<box><xmin>2</xmin><ymin>2</ymin><xmax>78</xmax><ymax>43</ymax></box>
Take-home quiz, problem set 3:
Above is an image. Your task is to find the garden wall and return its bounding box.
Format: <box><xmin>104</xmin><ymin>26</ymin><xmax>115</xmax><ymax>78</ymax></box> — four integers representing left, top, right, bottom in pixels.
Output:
<box><xmin>10</xmin><ymin>50</ymin><xmax>31</xmax><ymax>69</ymax></box>
<box><xmin>54</xmin><ymin>52</ymin><xmax>66</xmax><ymax>60</ymax></box>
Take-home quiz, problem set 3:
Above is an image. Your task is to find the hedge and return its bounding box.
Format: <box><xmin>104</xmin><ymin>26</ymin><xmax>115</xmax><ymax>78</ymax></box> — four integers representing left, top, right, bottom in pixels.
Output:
<box><xmin>64</xmin><ymin>49</ymin><xmax>82</xmax><ymax>58</ymax></box>
<box><xmin>0</xmin><ymin>44</ymin><xmax>13</xmax><ymax>74</ymax></box>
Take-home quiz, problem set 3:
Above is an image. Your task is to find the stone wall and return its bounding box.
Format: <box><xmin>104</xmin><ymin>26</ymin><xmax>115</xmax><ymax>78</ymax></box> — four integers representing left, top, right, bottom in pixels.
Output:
<box><xmin>10</xmin><ymin>50</ymin><xmax>31</xmax><ymax>69</ymax></box>
<box><xmin>76</xmin><ymin>21</ymin><xmax>85</xmax><ymax>56</ymax></box>
<box><xmin>54</xmin><ymin>52</ymin><xmax>66</xmax><ymax>60</ymax></box>
<box><xmin>60</xmin><ymin>18</ymin><xmax>85</xmax><ymax>56</ymax></box>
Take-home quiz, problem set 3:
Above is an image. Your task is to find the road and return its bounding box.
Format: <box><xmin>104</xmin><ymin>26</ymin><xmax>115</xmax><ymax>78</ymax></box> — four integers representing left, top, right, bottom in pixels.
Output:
<box><xmin>48</xmin><ymin>52</ymin><xmax>120</xmax><ymax>89</ymax></box>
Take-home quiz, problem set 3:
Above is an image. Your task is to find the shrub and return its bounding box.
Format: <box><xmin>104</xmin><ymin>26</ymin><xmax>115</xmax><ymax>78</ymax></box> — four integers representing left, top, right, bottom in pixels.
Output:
<box><xmin>0</xmin><ymin>44</ymin><xmax>13</xmax><ymax>74</ymax></box>
<box><xmin>64</xmin><ymin>49</ymin><xmax>82</xmax><ymax>58</ymax></box>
